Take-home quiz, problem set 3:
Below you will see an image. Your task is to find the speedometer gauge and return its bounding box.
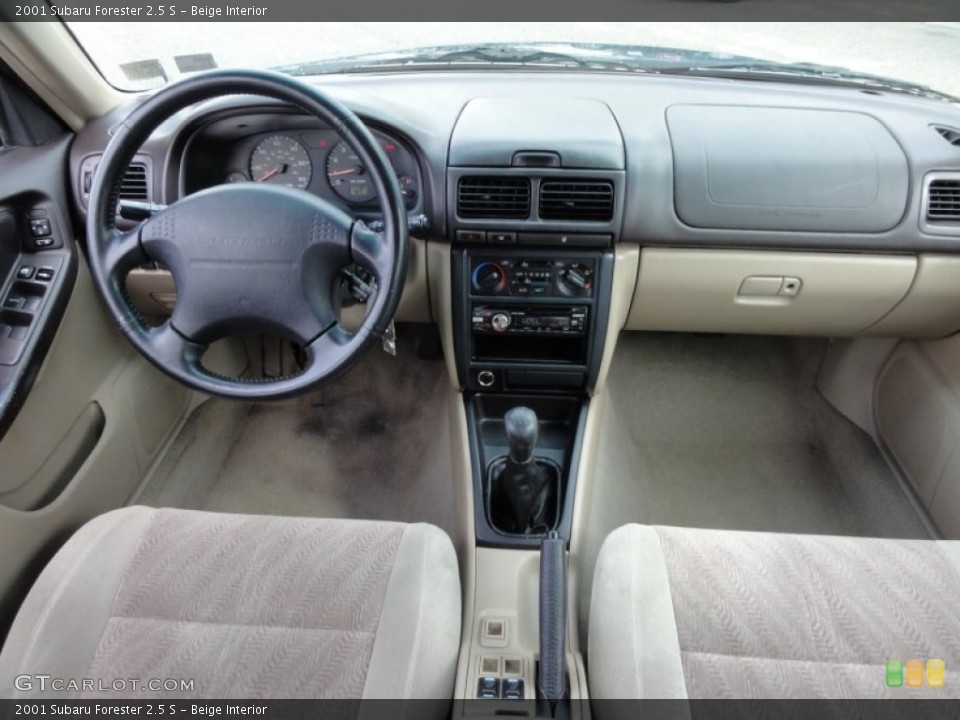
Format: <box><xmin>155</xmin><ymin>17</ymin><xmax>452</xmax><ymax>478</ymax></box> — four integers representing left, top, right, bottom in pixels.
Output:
<box><xmin>326</xmin><ymin>141</ymin><xmax>375</xmax><ymax>203</ymax></box>
<box><xmin>249</xmin><ymin>135</ymin><xmax>312</xmax><ymax>189</ymax></box>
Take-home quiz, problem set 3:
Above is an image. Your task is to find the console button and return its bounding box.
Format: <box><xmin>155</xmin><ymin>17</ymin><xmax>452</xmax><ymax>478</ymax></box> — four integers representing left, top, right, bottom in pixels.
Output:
<box><xmin>17</xmin><ymin>266</ymin><xmax>35</xmax><ymax>280</ymax></box>
<box><xmin>34</xmin><ymin>237</ymin><xmax>55</xmax><ymax>249</ymax></box>
<box><xmin>488</xmin><ymin>231</ymin><xmax>516</xmax><ymax>244</ymax></box>
<box><xmin>3</xmin><ymin>296</ymin><xmax>24</xmax><ymax>309</ymax></box>
<box><xmin>501</xmin><ymin>678</ymin><xmax>524</xmax><ymax>700</ymax></box>
<box><xmin>35</xmin><ymin>268</ymin><xmax>55</xmax><ymax>282</ymax></box>
<box><xmin>456</xmin><ymin>230</ymin><xmax>486</xmax><ymax>244</ymax></box>
<box><xmin>477</xmin><ymin>677</ymin><xmax>500</xmax><ymax>699</ymax></box>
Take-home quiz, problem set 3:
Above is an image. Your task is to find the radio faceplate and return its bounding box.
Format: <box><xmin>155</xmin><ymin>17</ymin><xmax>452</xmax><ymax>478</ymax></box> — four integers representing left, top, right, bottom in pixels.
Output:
<box><xmin>472</xmin><ymin>305</ymin><xmax>588</xmax><ymax>336</ymax></box>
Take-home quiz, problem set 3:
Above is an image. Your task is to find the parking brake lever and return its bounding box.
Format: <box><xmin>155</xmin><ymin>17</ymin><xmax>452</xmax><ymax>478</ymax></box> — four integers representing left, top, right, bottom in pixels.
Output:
<box><xmin>538</xmin><ymin>530</ymin><xmax>567</xmax><ymax>717</ymax></box>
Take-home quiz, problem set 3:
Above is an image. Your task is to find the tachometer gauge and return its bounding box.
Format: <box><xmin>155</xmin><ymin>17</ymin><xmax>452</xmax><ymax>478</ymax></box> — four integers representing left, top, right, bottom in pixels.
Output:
<box><xmin>249</xmin><ymin>135</ymin><xmax>312</xmax><ymax>189</ymax></box>
<box><xmin>326</xmin><ymin>141</ymin><xmax>375</xmax><ymax>203</ymax></box>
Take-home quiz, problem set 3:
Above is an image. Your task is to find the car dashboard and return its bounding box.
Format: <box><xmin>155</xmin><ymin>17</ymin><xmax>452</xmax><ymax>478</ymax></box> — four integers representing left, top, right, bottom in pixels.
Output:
<box><xmin>65</xmin><ymin>69</ymin><xmax>960</xmax><ymax>346</ymax></box>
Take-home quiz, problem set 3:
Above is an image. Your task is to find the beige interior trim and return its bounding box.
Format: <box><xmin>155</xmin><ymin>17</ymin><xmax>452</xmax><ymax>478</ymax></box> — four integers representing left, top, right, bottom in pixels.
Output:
<box><xmin>568</xmin><ymin>387</ymin><xmax>615</xmax><ymax>647</ymax></box>
<box><xmin>0</xmin><ymin>22</ymin><xmax>124</xmax><ymax>129</ymax></box>
<box><xmin>0</xmin><ymin>262</ymin><xmax>193</xmax><ymax>630</ymax></box>
<box><xmin>453</xmin><ymin>548</ymin><xmax>588</xmax><ymax>714</ymax></box>
<box><xmin>427</xmin><ymin>241</ymin><xmax>460</xmax><ymax>389</ymax></box>
<box><xmin>876</xmin><ymin>337</ymin><xmax>960</xmax><ymax>538</ymax></box>
<box><xmin>817</xmin><ymin>338</ymin><xmax>900</xmax><ymax>441</ymax></box>
<box><xmin>627</xmin><ymin>248</ymin><xmax>917</xmax><ymax>337</ymax></box>
<box><xmin>865</xmin><ymin>255</ymin><xmax>960</xmax><ymax>338</ymax></box>
<box><xmin>592</xmin><ymin>243</ymin><xmax>639</xmax><ymax>395</ymax></box>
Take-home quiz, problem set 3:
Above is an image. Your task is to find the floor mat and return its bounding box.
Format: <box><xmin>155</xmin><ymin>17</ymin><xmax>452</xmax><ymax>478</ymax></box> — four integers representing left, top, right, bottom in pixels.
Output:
<box><xmin>135</xmin><ymin>332</ymin><xmax>456</xmax><ymax>536</ymax></box>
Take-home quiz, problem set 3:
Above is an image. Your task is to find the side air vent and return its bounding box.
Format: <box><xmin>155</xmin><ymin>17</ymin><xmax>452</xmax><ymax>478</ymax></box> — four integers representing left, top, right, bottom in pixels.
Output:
<box><xmin>539</xmin><ymin>179</ymin><xmax>614</xmax><ymax>221</ymax></box>
<box><xmin>119</xmin><ymin>162</ymin><xmax>149</xmax><ymax>201</ymax></box>
<box><xmin>927</xmin><ymin>178</ymin><xmax>960</xmax><ymax>222</ymax></box>
<box><xmin>457</xmin><ymin>177</ymin><xmax>531</xmax><ymax>219</ymax></box>
<box><xmin>934</xmin><ymin>125</ymin><xmax>960</xmax><ymax>148</ymax></box>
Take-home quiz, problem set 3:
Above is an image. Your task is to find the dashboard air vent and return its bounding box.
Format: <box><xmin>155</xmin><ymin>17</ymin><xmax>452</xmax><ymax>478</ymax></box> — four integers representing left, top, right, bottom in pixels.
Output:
<box><xmin>934</xmin><ymin>125</ymin><xmax>960</xmax><ymax>148</ymax></box>
<box><xmin>926</xmin><ymin>178</ymin><xmax>960</xmax><ymax>222</ymax></box>
<box><xmin>119</xmin><ymin>162</ymin><xmax>149</xmax><ymax>201</ymax></box>
<box><xmin>539</xmin><ymin>179</ymin><xmax>614</xmax><ymax>221</ymax></box>
<box><xmin>458</xmin><ymin>177</ymin><xmax>530</xmax><ymax>219</ymax></box>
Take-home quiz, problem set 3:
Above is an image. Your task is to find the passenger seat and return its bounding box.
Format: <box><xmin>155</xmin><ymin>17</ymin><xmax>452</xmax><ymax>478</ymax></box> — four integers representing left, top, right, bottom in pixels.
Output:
<box><xmin>588</xmin><ymin>524</ymin><xmax>960</xmax><ymax>699</ymax></box>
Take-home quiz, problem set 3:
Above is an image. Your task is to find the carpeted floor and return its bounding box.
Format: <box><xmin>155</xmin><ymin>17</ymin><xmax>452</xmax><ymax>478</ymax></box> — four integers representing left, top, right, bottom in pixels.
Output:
<box><xmin>575</xmin><ymin>331</ymin><xmax>932</xmax><ymax>642</ymax></box>
<box><xmin>602</xmin><ymin>332</ymin><xmax>930</xmax><ymax>537</ymax></box>
<box><xmin>135</xmin><ymin>330</ymin><xmax>456</xmax><ymax>538</ymax></box>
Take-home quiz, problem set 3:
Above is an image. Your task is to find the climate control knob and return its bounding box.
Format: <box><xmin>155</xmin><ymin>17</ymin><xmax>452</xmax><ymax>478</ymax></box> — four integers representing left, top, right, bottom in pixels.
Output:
<box><xmin>559</xmin><ymin>262</ymin><xmax>593</xmax><ymax>296</ymax></box>
<box><xmin>491</xmin><ymin>312</ymin><xmax>512</xmax><ymax>333</ymax></box>
<box><xmin>472</xmin><ymin>261</ymin><xmax>507</xmax><ymax>294</ymax></box>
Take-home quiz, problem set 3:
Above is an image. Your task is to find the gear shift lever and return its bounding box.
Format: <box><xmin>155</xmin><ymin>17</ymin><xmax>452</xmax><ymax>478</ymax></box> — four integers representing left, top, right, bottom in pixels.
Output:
<box><xmin>491</xmin><ymin>407</ymin><xmax>552</xmax><ymax>534</ymax></box>
<box><xmin>506</xmin><ymin>406</ymin><xmax>539</xmax><ymax>465</ymax></box>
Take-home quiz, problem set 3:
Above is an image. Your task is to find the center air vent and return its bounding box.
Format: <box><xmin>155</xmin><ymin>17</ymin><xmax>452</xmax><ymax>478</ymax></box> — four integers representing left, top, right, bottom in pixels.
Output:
<box><xmin>457</xmin><ymin>177</ymin><xmax>530</xmax><ymax>219</ymax></box>
<box><xmin>539</xmin><ymin>180</ymin><xmax>614</xmax><ymax>221</ymax></box>
<box><xmin>926</xmin><ymin>177</ymin><xmax>960</xmax><ymax>222</ymax></box>
<box><xmin>119</xmin><ymin>162</ymin><xmax>149</xmax><ymax>201</ymax></box>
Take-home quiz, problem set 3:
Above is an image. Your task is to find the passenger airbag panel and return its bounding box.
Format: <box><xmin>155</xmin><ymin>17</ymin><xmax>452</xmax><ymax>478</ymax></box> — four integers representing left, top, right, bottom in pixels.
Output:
<box><xmin>667</xmin><ymin>105</ymin><xmax>910</xmax><ymax>233</ymax></box>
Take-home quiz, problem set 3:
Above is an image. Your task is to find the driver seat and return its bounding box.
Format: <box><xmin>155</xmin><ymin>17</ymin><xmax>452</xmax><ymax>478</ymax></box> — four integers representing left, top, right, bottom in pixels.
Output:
<box><xmin>0</xmin><ymin>507</ymin><xmax>461</xmax><ymax>702</ymax></box>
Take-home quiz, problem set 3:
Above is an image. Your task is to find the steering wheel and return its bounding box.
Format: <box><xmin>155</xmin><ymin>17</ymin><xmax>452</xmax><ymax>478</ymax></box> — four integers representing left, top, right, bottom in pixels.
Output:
<box><xmin>86</xmin><ymin>69</ymin><xmax>408</xmax><ymax>400</ymax></box>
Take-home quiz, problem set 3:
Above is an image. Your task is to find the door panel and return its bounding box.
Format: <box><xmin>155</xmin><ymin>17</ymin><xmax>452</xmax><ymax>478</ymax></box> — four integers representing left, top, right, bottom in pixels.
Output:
<box><xmin>0</xmin><ymin>127</ymin><xmax>193</xmax><ymax>639</ymax></box>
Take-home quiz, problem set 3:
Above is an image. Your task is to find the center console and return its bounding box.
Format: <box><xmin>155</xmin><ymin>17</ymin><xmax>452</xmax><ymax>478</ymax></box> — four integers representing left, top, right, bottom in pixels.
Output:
<box><xmin>453</xmin><ymin>248</ymin><xmax>613</xmax><ymax>394</ymax></box>
<box><xmin>447</xmin><ymin>96</ymin><xmax>625</xmax><ymax>715</ymax></box>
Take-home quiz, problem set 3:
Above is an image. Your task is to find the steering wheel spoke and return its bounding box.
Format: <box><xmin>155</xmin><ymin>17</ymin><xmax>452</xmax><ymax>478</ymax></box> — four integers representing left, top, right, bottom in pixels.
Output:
<box><xmin>103</xmin><ymin>227</ymin><xmax>150</xmax><ymax>282</ymax></box>
<box><xmin>142</xmin><ymin>322</ymin><xmax>205</xmax><ymax>378</ymax></box>
<box><xmin>350</xmin><ymin>221</ymin><xmax>394</xmax><ymax>283</ymax></box>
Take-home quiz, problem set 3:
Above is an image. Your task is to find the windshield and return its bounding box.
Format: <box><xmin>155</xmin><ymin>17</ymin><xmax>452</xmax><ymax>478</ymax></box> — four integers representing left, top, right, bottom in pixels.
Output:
<box><xmin>67</xmin><ymin>22</ymin><xmax>960</xmax><ymax>100</ymax></box>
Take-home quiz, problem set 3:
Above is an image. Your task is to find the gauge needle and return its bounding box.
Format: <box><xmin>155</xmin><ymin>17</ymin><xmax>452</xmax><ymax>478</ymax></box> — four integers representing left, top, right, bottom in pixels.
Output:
<box><xmin>257</xmin><ymin>164</ymin><xmax>288</xmax><ymax>182</ymax></box>
<box><xmin>328</xmin><ymin>167</ymin><xmax>363</xmax><ymax>178</ymax></box>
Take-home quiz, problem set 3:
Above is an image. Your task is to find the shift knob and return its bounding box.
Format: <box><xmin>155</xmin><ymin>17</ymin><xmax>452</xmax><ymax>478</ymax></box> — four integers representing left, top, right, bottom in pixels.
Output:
<box><xmin>505</xmin><ymin>407</ymin><xmax>539</xmax><ymax>464</ymax></box>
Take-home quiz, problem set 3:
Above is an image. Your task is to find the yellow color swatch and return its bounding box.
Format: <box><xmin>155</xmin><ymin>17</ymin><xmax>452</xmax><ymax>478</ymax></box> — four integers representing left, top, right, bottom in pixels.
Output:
<box><xmin>927</xmin><ymin>659</ymin><xmax>945</xmax><ymax>688</ymax></box>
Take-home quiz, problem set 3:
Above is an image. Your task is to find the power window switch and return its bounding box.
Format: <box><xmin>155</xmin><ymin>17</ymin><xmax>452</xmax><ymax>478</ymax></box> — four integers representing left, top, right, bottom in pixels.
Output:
<box><xmin>9</xmin><ymin>325</ymin><xmax>28</xmax><ymax>341</ymax></box>
<box><xmin>29</xmin><ymin>218</ymin><xmax>52</xmax><ymax>237</ymax></box>
<box><xmin>477</xmin><ymin>677</ymin><xmax>500</xmax><ymax>699</ymax></box>
<box><xmin>35</xmin><ymin>268</ymin><xmax>55</xmax><ymax>282</ymax></box>
<box><xmin>3</xmin><ymin>296</ymin><xmax>24</xmax><ymax>310</ymax></box>
<box><xmin>501</xmin><ymin>678</ymin><xmax>524</xmax><ymax>700</ymax></box>
<box><xmin>34</xmin><ymin>237</ymin><xmax>55</xmax><ymax>249</ymax></box>
<box><xmin>17</xmin><ymin>266</ymin><xmax>35</xmax><ymax>280</ymax></box>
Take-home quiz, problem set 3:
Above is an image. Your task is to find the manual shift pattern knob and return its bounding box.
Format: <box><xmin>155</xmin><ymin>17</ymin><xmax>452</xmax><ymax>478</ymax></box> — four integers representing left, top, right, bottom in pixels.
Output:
<box><xmin>505</xmin><ymin>406</ymin><xmax>539</xmax><ymax>464</ymax></box>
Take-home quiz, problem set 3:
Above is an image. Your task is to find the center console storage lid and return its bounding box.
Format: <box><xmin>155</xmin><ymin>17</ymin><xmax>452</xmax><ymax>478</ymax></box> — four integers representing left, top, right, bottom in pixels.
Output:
<box><xmin>450</xmin><ymin>97</ymin><xmax>624</xmax><ymax>169</ymax></box>
<box><xmin>666</xmin><ymin>104</ymin><xmax>909</xmax><ymax>233</ymax></box>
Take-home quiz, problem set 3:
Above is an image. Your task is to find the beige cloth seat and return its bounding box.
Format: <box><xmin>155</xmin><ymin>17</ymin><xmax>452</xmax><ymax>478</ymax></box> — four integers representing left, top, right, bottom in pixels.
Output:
<box><xmin>0</xmin><ymin>507</ymin><xmax>461</xmax><ymax>701</ymax></box>
<box><xmin>589</xmin><ymin>524</ymin><xmax>960</xmax><ymax>700</ymax></box>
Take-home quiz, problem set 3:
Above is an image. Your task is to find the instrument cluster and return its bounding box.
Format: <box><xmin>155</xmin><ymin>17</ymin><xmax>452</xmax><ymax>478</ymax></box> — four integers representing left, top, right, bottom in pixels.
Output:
<box><xmin>185</xmin><ymin>117</ymin><xmax>422</xmax><ymax>213</ymax></box>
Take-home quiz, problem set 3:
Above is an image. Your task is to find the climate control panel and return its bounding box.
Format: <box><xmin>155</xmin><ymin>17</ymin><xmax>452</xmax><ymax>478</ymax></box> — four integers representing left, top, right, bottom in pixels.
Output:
<box><xmin>470</xmin><ymin>257</ymin><xmax>595</xmax><ymax>298</ymax></box>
